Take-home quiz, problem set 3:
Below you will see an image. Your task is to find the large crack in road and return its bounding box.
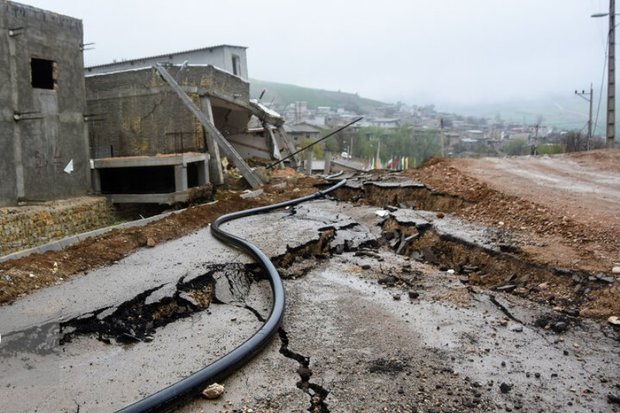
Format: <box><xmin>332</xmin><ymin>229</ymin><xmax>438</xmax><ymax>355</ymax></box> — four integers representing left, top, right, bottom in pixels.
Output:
<box><xmin>244</xmin><ymin>304</ymin><xmax>331</xmax><ymax>413</ymax></box>
<box><xmin>1</xmin><ymin>179</ymin><xmax>619</xmax><ymax>412</ymax></box>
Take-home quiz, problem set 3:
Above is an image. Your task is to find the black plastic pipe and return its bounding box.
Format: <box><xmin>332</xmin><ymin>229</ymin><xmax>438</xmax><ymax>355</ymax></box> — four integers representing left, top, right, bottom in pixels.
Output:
<box><xmin>117</xmin><ymin>178</ymin><xmax>347</xmax><ymax>413</ymax></box>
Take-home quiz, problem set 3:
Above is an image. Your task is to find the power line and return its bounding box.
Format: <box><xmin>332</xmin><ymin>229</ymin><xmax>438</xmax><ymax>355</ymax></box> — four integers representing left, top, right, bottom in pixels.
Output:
<box><xmin>266</xmin><ymin>117</ymin><xmax>363</xmax><ymax>169</ymax></box>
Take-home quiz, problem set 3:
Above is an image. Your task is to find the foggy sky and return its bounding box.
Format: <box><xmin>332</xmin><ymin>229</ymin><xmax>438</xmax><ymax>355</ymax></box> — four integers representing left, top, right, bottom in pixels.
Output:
<box><xmin>18</xmin><ymin>0</ymin><xmax>613</xmax><ymax>107</ymax></box>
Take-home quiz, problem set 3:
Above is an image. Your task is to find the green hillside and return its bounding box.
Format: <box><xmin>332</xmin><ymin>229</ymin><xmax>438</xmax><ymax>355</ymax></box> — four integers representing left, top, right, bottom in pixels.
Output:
<box><xmin>249</xmin><ymin>79</ymin><xmax>386</xmax><ymax>114</ymax></box>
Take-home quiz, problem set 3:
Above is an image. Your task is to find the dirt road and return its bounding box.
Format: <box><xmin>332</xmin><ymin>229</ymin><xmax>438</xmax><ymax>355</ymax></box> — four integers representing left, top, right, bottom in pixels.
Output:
<box><xmin>401</xmin><ymin>151</ymin><xmax>619</xmax><ymax>284</ymax></box>
<box><xmin>458</xmin><ymin>150</ymin><xmax>620</xmax><ymax>237</ymax></box>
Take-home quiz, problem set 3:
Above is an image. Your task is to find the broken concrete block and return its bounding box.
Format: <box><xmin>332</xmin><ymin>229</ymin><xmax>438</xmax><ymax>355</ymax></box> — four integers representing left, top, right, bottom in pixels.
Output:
<box><xmin>496</xmin><ymin>284</ymin><xmax>517</xmax><ymax>292</ymax></box>
<box><xmin>499</xmin><ymin>382</ymin><xmax>512</xmax><ymax>393</ymax></box>
<box><xmin>178</xmin><ymin>291</ymin><xmax>199</xmax><ymax>307</ymax></box>
<box><xmin>202</xmin><ymin>383</ymin><xmax>225</xmax><ymax>399</ymax></box>
<box><xmin>253</xmin><ymin>167</ymin><xmax>271</xmax><ymax>184</ymax></box>
<box><xmin>375</xmin><ymin>210</ymin><xmax>389</xmax><ymax>218</ymax></box>
<box><xmin>240</xmin><ymin>189</ymin><xmax>264</xmax><ymax>199</ymax></box>
<box><xmin>378</xmin><ymin>276</ymin><xmax>397</xmax><ymax>286</ymax></box>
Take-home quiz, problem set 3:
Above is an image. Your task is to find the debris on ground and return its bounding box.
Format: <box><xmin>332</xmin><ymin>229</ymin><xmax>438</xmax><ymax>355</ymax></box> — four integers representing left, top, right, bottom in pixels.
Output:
<box><xmin>202</xmin><ymin>383</ymin><xmax>225</xmax><ymax>399</ymax></box>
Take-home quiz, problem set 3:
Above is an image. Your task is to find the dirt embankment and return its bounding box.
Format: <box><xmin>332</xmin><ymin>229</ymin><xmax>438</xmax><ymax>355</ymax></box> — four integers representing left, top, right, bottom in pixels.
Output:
<box><xmin>407</xmin><ymin>151</ymin><xmax>619</xmax><ymax>274</ymax></box>
<box><xmin>404</xmin><ymin>151</ymin><xmax>620</xmax><ymax>318</ymax></box>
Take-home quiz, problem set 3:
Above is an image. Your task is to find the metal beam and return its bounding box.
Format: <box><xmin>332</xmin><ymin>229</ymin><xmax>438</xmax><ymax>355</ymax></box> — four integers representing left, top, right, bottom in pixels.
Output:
<box><xmin>154</xmin><ymin>64</ymin><xmax>262</xmax><ymax>189</ymax></box>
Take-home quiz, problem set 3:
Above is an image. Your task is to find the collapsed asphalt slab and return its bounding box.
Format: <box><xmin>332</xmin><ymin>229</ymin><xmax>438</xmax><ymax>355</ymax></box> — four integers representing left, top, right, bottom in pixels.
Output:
<box><xmin>1</xmin><ymin>196</ymin><xmax>618</xmax><ymax>412</ymax></box>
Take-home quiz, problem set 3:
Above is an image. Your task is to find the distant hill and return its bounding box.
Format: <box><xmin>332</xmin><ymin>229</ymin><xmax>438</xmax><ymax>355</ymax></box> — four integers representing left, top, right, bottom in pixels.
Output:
<box><xmin>441</xmin><ymin>95</ymin><xmax>603</xmax><ymax>134</ymax></box>
<box><xmin>249</xmin><ymin>79</ymin><xmax>387</xmax><ymax>114</ymax></box>
<box><xmin>249</xmin><ymin>80</ymin><xmax>600</xmax><ymax>133</ymax></box>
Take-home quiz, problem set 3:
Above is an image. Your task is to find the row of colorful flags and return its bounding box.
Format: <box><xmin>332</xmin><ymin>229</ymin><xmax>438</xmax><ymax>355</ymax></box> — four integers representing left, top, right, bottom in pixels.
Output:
<box><xmin>365</xmin><ymin>156</ymin><xmax>415</xmax><ymax>170</ymax></box>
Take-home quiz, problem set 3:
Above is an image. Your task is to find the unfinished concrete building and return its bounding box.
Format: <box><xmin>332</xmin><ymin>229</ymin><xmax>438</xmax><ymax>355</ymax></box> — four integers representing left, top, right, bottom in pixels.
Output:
<box><xmin>0</xmin><ymin>1</ymin><xmax>90</xmax><ymax>206</ymax></box>
<box><xmin>86</xmin><ymin>64</ymin><xmax>296</xmax><ymax>203</ymax></box>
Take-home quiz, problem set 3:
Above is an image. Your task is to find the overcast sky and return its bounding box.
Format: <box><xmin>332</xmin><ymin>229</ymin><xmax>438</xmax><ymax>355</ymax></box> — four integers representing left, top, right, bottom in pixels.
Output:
<box><xmin>19</xmin><ymin>0</ymin><xmax>613</xmax><ymax>107</ymax></box>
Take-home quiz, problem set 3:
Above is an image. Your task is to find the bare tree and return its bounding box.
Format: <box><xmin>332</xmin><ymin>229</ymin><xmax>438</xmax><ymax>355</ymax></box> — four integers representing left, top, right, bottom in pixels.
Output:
<box><xmin>562</xmin><ymin>131</ymin><xmax>588</xmax><ymax>152</ymax></box>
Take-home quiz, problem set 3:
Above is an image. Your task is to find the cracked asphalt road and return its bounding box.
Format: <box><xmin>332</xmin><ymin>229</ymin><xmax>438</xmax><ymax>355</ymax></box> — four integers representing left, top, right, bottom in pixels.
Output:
<box><xmin>1</xmin><ymin>198</ymin><xmax>618</xmax><ymax>412</ymax></box>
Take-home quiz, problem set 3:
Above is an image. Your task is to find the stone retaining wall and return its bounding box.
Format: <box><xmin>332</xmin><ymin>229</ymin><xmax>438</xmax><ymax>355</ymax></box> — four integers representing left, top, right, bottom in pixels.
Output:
<box><xmin>0</xmin><ymin>197</ymin><xmax>115</xmax><ymax>256</ymax></box>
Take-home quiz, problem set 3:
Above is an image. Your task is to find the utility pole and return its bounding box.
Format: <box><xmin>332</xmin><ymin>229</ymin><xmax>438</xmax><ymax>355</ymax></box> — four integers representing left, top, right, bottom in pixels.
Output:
<box><xmin>350</xmin><ymin>134</ymin><xmax>353</xmax><ymax>159</ymax></box>
<box><xmin>439</xmin><ymin>118</ymin><xmax>446</xmax><ymax>157</ymax></box>
<box><xmin>609</xmin><ymin>0</ymin><xmax>616</xmax><ymax>148</ymax></box>
<box><xmin>589</xmin><ymin>83</ymin><xmax>594</xmax><ymax>149</ymax></box>
<box><xmin>593</xmin><ymin>1</ymin><xmax>617</xmax><ymax>147</ymax></box>
<box><xmin>575</xmin><ymin>84</ymin><xmax>594</xmax><ymax>150</ymax></box>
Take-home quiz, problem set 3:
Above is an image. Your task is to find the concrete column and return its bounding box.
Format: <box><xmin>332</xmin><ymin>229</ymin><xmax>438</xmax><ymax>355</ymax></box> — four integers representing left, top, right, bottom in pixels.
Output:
<box><xmin>91</xmin><ymin>168</ymin><xmax>102</xmax><ymax>194</ymax></box>
<box><xmin>174</xmin><ymin>165</ymin><xmax>188</xmax><ymax>192</ymax></box>
<box><xmin>197</xmin><ymin>157</ymin><xmax>210</xmax><ymax>186</ymax></box>
<box><xmin>324</xmin><ymin>152</ymin><xmax>332</xmax><ymax>175</ymax></box>
<box><xmin>305</xmin><ymin>150</ymin><xmax>313</xmax><ymax>175</ymax></box>
<box><xmin>263</xmin><ymin>122</ymin><xmax>283</xmax><ymax>166</ymax></box>
<box><xmin>200</xmin><ymin>96</ymin><xmax>224</xmax><ymax>185</ymax></box>
<box><xmin>83</xmin><ymin>121</ymin><xmax>92</xmax><ymax>192</ymax></box>
<box><xmin>275</xmin><ymin>127</ymin><xmax>299</xmax><ymax>169</ymax></box>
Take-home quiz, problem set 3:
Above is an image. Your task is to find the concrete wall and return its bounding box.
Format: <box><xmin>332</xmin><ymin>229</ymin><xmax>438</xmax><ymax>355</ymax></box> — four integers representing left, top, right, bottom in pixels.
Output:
<box><xmin>0</xmin><ymin>1</ymin><xmax>90</xmax><ymax>206</ymax></box>
<box><xmin>85</xmin><ymin>45</ymin><xmax>249</xmax><ymax>80</ymax></box>
<box><xmin>85</xmin><ymin>65</ymin><xmax>251</xmax><ymax>158</ymax></box>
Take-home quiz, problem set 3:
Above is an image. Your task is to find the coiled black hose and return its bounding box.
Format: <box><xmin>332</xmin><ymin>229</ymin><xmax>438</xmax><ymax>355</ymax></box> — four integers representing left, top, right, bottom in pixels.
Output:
<box><xmin>117</xmin><ymin>178</ymin><xmax>346</xmax><ymax>413</ymax></box>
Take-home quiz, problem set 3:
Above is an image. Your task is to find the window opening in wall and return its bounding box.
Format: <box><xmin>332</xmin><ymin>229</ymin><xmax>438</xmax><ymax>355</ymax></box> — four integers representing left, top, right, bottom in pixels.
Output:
<box><xmin>31</xmin><ymin>58</ymin><xmax>56</xmax><ymax>89</ymax></box>
<box><xmin>232</xmin><ymin>54</ymin><xmax>241</xmax><ymax>76</ymax></box>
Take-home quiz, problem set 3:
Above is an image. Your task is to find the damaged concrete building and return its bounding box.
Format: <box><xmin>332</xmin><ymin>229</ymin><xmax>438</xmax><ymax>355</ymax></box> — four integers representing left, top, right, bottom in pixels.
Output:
<box><xmin>0</xmin><ymin>1</ymin><xmax>90</xmax><ymax>206</ymax></box>
<box><xmin>85</xmin><ymin>48</ymin><xmax>297</xmax><ymax>204</ymax></box>
<box><xmin>1</xmin><ymin>1</ymin><xmax>297</xmax><ymax>207</ymax></box>
<box><xmin>85</xmin><ymin>44</ymin><xmax>249</xmax><ymax>80</ymax></box>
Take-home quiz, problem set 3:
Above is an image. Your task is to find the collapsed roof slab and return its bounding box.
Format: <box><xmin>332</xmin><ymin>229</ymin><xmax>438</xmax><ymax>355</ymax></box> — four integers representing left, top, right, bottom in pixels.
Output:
<box><xmin>85</xmin><ymin>64</ymin><xmax>263</xmax><ymax>189</ymax></box>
